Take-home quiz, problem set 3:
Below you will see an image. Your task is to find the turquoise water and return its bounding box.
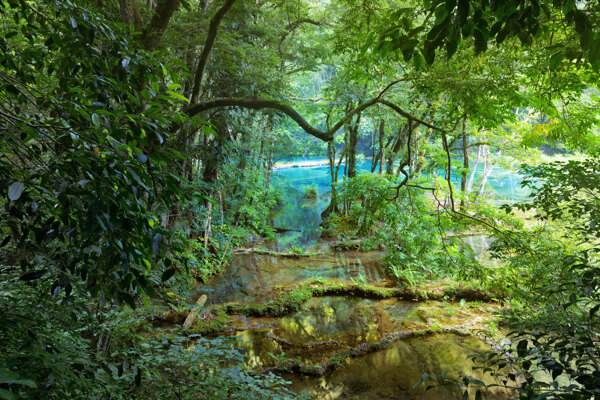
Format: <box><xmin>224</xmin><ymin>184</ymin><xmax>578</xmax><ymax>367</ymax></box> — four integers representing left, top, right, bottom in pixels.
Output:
<box><xmin>271</xmin><ymin>158</ymin><xmax>529</xmax><ymax>248</ymax></box>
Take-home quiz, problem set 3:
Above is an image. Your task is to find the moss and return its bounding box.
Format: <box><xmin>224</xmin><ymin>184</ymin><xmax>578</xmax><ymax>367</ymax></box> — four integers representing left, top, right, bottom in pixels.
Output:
<box><xmin>223</xmin><ymin>285</ymin><xmax>315</xmax><ymax>317</ymax></box>
<box><xmin>188</xmin><ymin>307</ymin><xmax>229</xmax><ymax>335</ymax></box>
<box><xmin>331</xmin><ymin>240</ymin><xmax>361</xmax><ymax>251</ymax></box>
<box><xmin>206</xmin><ymin>278</ymin><xmax>502</xmax><ymax>322</ymax></box>
<box><xmin>233</xmin><ymin>248</ymin><xmax>326</xmax><ymax>258</ymax></box>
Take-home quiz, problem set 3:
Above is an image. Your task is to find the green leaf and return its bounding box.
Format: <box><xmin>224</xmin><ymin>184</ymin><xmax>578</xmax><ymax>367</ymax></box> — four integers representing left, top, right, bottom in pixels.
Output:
<box><xmin>549</xmin><ymin>52</ymin><xmax>564</xmax><ymax>70</ymax></box>
<box><xmin>496</xmin><ymin>27</ymin><xmax>510</xmax><ymax>44</ymax></box>
<box><xmin>456</xmin><ymin>0</ymin><xmax>470</xmax><ymax>26</ymax></box>
<box><xmin>19</xmin><ymin>270</ymin><xmax>47</xmax><ymax>281</ymax></box>
<box><xmin>0</xmin><ymin>388</ymin><xmax>15</xmax><ymax>400</ymax></box>
<box><xmin>424</xmin><ymin>42</ymin><xmax>436</xmax><ymax>64</ymax></box>
<box><xmin>573</xmin><ymin>11</ymin><xmax>587</xmax><ymax>35</ymax></box>
<box><xmin>579</xmin><ymin>29</ymin><xmax>593</xmax><ymax>51</ymax></box>
<box><xmin>166</xmin><ymin>90</ymin><xmax>189</xmax><ymax>103</ymax></box>
<box><xmin>474</xmin><ymin>29</ymin><xmax>487</xmax><ymax>54</ymax></box>
<box><xmin>0</xmin><ymin>368</ymin><xmax>37</xmax><ymax>388</ymax></box>
<box><xmin>91</xmin><ymin>113</ymin><xmax>101</xmax><ymax>128</ymax></box>
<box><xmin>413</xmin><ymin>51</ymin><xmax>425</xmax><ymax>69</ymax></box>
<box><xmin>161</xmin><ymin>268</ymin><xmax>177</xmax><ymax>282</ymax></box>
<box><xmin>7</xmin><ymin>182</ymin><xmax>24</xmax><ymax>201</ymax></box>
<box><xmin>435</xmin><ymin>4</ymin><xmax>449</xmax><ymax>21</ymax></box>
<box><xmin>120</xmin><ymin>292</ymin><xmax>136</xmax><ymax>309</ymax></box>
<box><xmin>446</xmin><ymin>37</ymin><xmax>459</xmax><ymax>58</ymax></box>
<box><xmin>0</xmin><ymin>236</ymin><xmax>10</xmax><ymax>248</ymax></box>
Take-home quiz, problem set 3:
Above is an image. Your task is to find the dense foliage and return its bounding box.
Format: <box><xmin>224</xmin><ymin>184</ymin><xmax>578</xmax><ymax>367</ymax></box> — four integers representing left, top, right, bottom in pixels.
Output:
<box><xmin>453</xmin><ymin>159</ymin><xmax>600</xmax><ymax>399</ymax></box>
<box><xmin>2</xmin><ymin>0</ymin><xmax>600</xmax><ymax>398</ymax></box>
<box><xmin>0</xmin><ymin>1</ymin><xmax>295</xmax><ymax>398</ymax></box>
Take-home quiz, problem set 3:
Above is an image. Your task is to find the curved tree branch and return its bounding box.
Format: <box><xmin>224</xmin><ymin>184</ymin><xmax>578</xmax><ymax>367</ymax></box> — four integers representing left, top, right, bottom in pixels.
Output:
<box><xmin>375</xmin><ymin>99</ymin><xmax>441</xmax><ymax>131</ymax></box>
<box><xmin>190</xmin><ymin>0</ymin><xmax>237</xmax><ymax>103</ymax></box>
<box><xmin>277</xmin><ymin>18</ymin><xmax>332</xmax><ymax>72</ymax></box>
<box><xmin>186</xmin><ymin>96</ymin><xmax>441</xmax><ymax>142</ymax></box>
<box><xmin>187</xmin><ymin>98</ymin><xmax>340</xmax><ymax>141</ymax></box>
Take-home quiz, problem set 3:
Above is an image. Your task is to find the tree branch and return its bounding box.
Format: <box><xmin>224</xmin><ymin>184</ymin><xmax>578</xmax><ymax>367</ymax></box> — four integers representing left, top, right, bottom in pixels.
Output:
<box><xmin>376</xmin><ymin>99</ymin><xmax>441</xmax><ymax>132</ymax></box>
<box><xmin>275</xmin><ymin>18</ymin><xmax>333</xmax><ymax>72</ymax></box>
<box><xmin>190</xmin><ymin>0</ymin><xmax>237</xmax><ymax>103</ymax></box>
<box><xmin>185</xmin><ymin>96</ymin><xmax>442</xmax><ymax>142</ymax></box>
<box><xmin>142</xmin><ymin>0</ymin><xmax>181</xmax><ymax>51</ymax></box>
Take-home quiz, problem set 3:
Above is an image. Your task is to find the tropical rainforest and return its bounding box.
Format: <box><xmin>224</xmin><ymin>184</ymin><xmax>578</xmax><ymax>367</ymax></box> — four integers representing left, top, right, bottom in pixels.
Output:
<box><xmin>1</xmin><ymin>0</ymin><xmax>600</xmax><ymax>399</ymax></box>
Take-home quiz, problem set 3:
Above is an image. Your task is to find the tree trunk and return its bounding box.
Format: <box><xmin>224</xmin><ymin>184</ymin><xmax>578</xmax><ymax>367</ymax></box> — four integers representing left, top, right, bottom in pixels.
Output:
<box><xmin>460</xmin><ymin>115</ymin><xmax>468</xmax><ymax>209</ymax></box>
<box><xmin>386</xmin><ymin>125</ymin><xmax>406</xmax><ymax>174</ymax></box>
<box><xmin>200</xmin><ymin>122</ymin><xmax>227</xmax><ymax>249</ymax></box>
<box><xmin>346</xmin><ymin>113</ymin><xmax>361</xmax><ymax>178</ymax></box>
<box><xmin>479</xmin><ymin>148</ymin><xmax>502</xmax><ymax>195</ymax></box>
<box><xmin>118</xmin><ymin>0</ymin><xmax>143</xmax><ymax>31</ymax></box>
<box><xmin>370</xmin><ymin>121</ymin><xmax>376</xmax><ymax>172</ymax></box>
<box><xmin>466</xmin><ymin>144</ymin><xmax>482</xmax><ymax>192</ymax></box>
<box><xmin>142</xmin><ymin>0</ymin><xmax>182</xmax><ymax>51</ymax></box>
<box><xmin>371</xmin><ymin>120</ymin><xmax>385</xmax><ymax>173</ymax></box>
<box><xmin>322</xmin><ymin>141</ymin><xmax>340</xmax><ymax>220</ymax></box>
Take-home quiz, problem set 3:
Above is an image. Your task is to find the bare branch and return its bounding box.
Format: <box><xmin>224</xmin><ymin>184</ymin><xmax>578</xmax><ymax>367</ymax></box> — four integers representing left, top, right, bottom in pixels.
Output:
<box><xmin>441</xmin><ymin>130</ymin><xmax>456</xmax><ymax>210</ymax></box>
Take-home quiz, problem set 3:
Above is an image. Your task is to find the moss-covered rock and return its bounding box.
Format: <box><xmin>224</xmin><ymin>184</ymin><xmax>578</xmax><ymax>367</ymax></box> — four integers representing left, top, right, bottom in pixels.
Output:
<box><xmin>191</xmin><ymin>278</ymin><xmax>503</xmax><ymax>334</ymax></box>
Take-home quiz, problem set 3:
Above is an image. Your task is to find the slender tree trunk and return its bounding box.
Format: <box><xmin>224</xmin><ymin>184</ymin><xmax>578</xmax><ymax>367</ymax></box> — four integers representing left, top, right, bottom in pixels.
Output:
<box><xmin>479</xmin><ymin>148</ymin><xmax>502</xmax><ymax>195</ymax></box>
<box><xmin>378</xmin><ymin>120</ymin><xmax>384</xmax><ymax>174</ymax></box>
<box><xmin>371</xmin><ymin>120</ymin><xmax>385</xmax><ymax>173</ymax></box>
<box><xmin>265</xmin><ymin>147</ymin><xmax>273</xmax><ymax>189</ymax></box>
<box><xmin>371</xmin><ymin>121</ymin><xmax>376</xmax><ymax>172</ymax></box>
<box><xmin>189</xmin><ymin>0</ymin><xmax>237</xmax><ymax>102</ymax></box>
<box><xmin>322</xmin><ymin>141</ymin><xmax>340</xmax><ymax>220</ymax></box>
<box><xmin>347</xmin><ymin>113</ymin><xmax>361</xmax><ymax>178</ymax></box>
<box><xmin>118</xmin><ymin>0</ymin><xmax>143</xmax><ymax>31</ymax></box>
<box><xmin>322</xmin><ymin>112</ymin><xmax>339</xmax><ymax>220</ymax></box>
<box><xmin>414</xmin><ymin>149</ymin><xmax>426</xmax><ymax>176</ymax></box>
<box><xmin>219</xmin><ymin>190</ymin><xmax>224</xmax><ymax>225</ymax></box>
<box><xmin>386</xmin><ymin>125</ymin><xmax>406</xmax><ymax>174</ymax></box>
<box><xmin>201</xmin><ymin>122</ymin><xmax>226</xmax><ymax>250</ymax></box>
<box><xmin>467</xmin><ymin>144</ymin><xmax>482</xmax><ymax>192</ymax></box>
<box><xmin>142</xmin><ymin>0</ymin><xmax>182</xmax><ymax>51</ymax></box>
<box><xmin>460</xmin><ymin>115</ymin><xmax>468</xmax><ymax>209</ymax></box>
<box><xmin>203</xmin><ymin>199</ymin><xmax>213</xmax><ymax>250</ymax></box>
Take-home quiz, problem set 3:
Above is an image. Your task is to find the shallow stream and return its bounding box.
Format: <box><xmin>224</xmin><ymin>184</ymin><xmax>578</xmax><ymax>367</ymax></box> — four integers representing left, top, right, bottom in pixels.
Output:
<box><xmin>197</xmin><ymin>161</ymin><xmax>515</xmax><ymax>399</ymax></box>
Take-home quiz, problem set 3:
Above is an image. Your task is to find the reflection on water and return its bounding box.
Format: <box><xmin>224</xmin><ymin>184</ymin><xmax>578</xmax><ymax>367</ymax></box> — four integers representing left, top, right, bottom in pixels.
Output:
<box><xmin>225</xmin><ymin>298</ymin><xmax>507</xmax><ymax>399</ymax></box>
<box><xmin>196</xmin><ymin>158</ymin><xmax>517</xmax><ymax>399</ymax></box>
<box><xmin>289</xmin><ymin>334</ymin><xmax>508</xmax><ymax>400</ymax></box>
<box><xmin>198</xmin><ymin>251</ymin><xmax>388</xmax><ymax>304</ymax></box>
<box><xmin>276</xmin><ymin>297</ymin><xmax>416</xmax><ymax>345</ymax></box>
<box><xmin>229</xmin><ymin>297</ymin><xmax>421</xmax><ymax>367</ymax></box>
<box><xmin>271</xmin><ymin>191</ymin><xmax>324</xmax><ymax>249</ymax></box>
<box><xmin>272</xmin><ymin>159</ymin><xmax>528</xmax><ymax>248</ymax></box>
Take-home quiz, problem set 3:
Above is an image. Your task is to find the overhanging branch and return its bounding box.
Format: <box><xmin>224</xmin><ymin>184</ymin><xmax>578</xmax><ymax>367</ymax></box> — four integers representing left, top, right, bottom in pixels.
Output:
<box><xmin>186</xmin><ymin>96</ymin><xmax>442</xmax><ymax>142</ymax></box>
<box><xmin>186</xmin><ymin>98</ymin><xmax>337</xmax><ymax>141</ymax></box>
